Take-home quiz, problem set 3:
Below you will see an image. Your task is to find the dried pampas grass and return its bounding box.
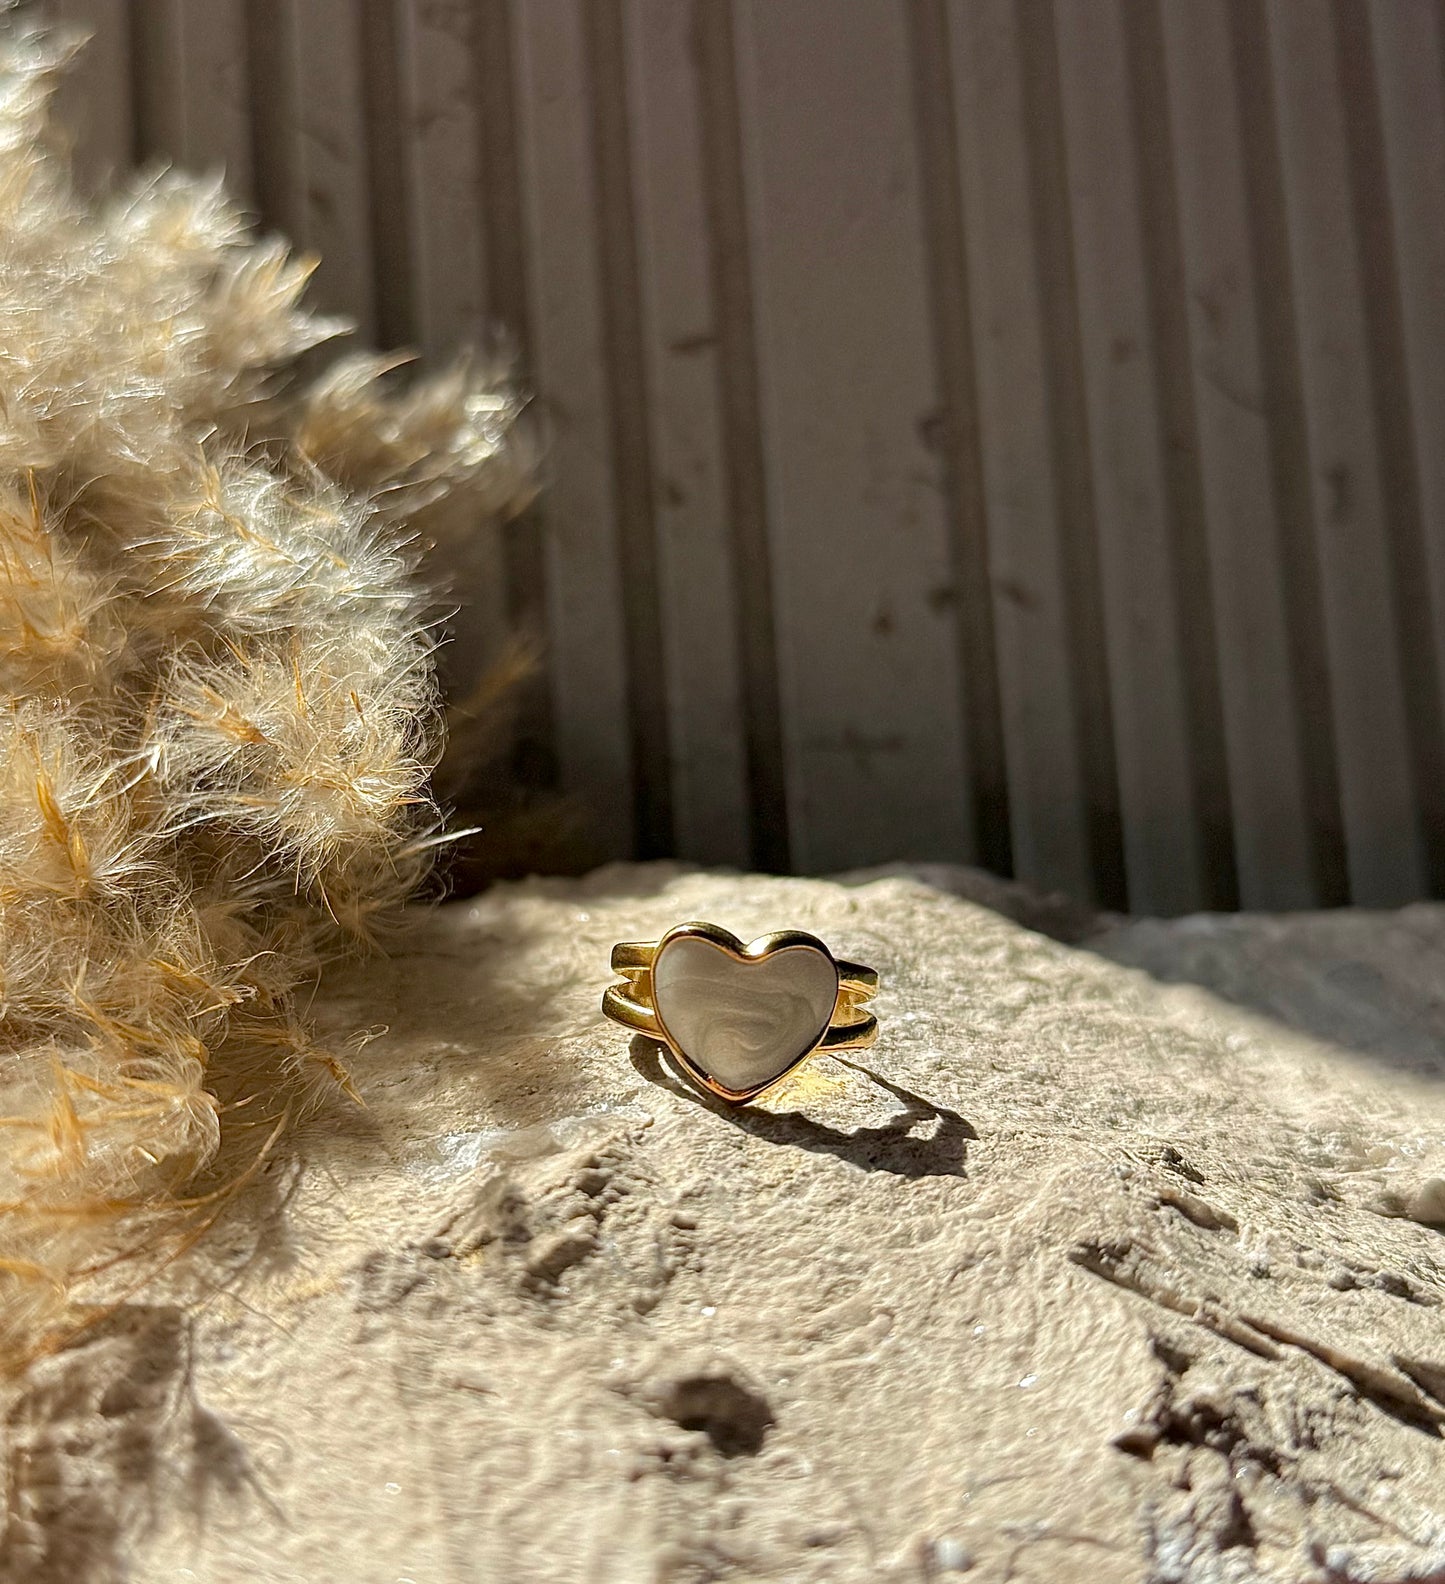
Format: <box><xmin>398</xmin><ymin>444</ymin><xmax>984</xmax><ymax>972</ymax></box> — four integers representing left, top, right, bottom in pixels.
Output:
<box><xmin>0</xmin><ymin>17</ymin><xmax>536</xmax><ymax>1359</ymax></box>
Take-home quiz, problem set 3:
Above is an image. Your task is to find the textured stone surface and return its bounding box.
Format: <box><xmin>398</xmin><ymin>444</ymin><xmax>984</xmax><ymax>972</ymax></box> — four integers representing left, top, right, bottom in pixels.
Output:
<box><xmin>7</xmin><ymin>864</ymin><xmax>1445</xmax><ymax>1583</ymax></box>
<box><xmin>652</xmin><ymin>931</ymin><xmax>839</xmax><ymax>1094</ymax></box>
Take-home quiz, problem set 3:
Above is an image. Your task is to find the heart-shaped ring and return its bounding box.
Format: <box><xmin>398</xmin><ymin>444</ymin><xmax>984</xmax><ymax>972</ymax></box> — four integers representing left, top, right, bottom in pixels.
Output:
<box><xmin>602</xmin><ymin>921</ymin><xmax>879</xmax><ymax>1104</ymax></box>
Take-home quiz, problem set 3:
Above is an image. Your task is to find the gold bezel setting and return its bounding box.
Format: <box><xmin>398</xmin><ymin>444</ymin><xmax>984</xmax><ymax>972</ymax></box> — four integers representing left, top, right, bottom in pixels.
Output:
<box><xmin>602</xmin><ymin>921</ymin><xmax>880</xmax><ymax>1104</ymax></box>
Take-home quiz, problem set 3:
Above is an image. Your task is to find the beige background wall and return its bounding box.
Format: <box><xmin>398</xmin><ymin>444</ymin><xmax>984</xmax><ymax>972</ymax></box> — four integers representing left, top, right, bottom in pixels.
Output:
<box><xmin>28</xmin><ymin>0</ymin><xmax>1445</xmax><ymax>914</ymax></box>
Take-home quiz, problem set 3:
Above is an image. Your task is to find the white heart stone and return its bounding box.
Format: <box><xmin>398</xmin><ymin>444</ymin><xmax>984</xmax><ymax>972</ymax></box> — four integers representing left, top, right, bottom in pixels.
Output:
<box><xmin>652</xmin><ymin>934</ymin><xmax>840</xmax><ymax>1095</ymax></box>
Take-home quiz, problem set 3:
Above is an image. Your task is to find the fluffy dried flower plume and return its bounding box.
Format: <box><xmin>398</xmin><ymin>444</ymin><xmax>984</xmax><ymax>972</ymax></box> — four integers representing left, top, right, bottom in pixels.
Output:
<box><xmin>0</xmin><ymin>15</ymin><xmax>535</xmax><ymax>1358</ymax></box>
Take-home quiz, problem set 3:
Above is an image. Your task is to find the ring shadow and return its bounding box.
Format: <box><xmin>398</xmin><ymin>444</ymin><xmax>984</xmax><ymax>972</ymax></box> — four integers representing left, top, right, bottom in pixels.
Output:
<box><xmin>628</xmin><ymin>1036</ymin><xmax>975</xmax><ymax>1179</ymax></box>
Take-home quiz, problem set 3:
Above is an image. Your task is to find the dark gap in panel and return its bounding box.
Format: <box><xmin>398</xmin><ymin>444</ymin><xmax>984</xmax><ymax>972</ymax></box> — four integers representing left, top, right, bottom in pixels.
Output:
<box><xmin>359</xmin><ymin>0</ymin><xmax>416</xmax><ymax>351</ymax></box>
<box><xmin>692</xmin><ymin>0</ymin><xmax>791</xmax><ymax>873</ymax></box>
<box><xmin>1333</xmin><ymin>0</ymin><xmax>1445</xmax><ymax>896</ymax></box>
<box><xmin>584</xmin><ymin>0</ymin><xmax>675</xmax><ymax>859</ymax></box>
<box><xmin>126</xmin><ymin>0</ymin><xmax>167</xmax><ymax>167</ymax></box>
<box><xmin>244</xmin><ymin>0</ymin><xmax>298</xmax><ymax>240</ymax></box>
<box><xmin>474</xmin><ymin>1</ymin><xmax>531</xmax><ymax>347</ymax></box>
<box><xmin>1228</xmin><ymin>0</ymin><xmax>1350</xmax><ymax>905</ymax></box>
<box><xmin>473</xmin><ymin>0</ymin><xmax>558</xmax><ymax>804</ymax></box>
<box><xmin>1122</xmin><ymin>0</ymin><xmax>1239</xmax><ymax>910</ymax></box>
<box><xmin>905</xmin><ymin>0</ymin><xmax>1013</xmax><ymax>879</ymax></box>
<box><xmin>1016</xmin><ymin>0</ymin><xmax>1128</xmax><ymax>912</ymax></box>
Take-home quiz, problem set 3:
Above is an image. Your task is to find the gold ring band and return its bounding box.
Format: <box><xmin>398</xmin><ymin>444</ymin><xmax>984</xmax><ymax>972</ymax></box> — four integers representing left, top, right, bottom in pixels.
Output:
<box><xmin>602</xmin><ymin>921</ymin><xmax>879</xmax><ymax>1105</ymax></box>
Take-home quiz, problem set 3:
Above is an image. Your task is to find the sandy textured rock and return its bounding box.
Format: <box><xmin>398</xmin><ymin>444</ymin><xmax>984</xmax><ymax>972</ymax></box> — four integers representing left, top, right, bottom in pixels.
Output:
<box><xmin>7</xmin><ymin>865</ymin><xmax>1445</xmax><ymax>1583</ymax></box>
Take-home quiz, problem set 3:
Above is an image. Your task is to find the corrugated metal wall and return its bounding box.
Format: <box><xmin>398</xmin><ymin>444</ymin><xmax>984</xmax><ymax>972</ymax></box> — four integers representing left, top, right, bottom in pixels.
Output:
<box><xmin>29</xmin><ymin>0</ymin><xmax>1445</xmax><ymax>913</ymax></box>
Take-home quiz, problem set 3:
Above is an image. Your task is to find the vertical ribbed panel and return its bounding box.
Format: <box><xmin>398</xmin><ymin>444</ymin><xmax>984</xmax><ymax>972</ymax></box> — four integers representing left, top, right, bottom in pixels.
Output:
<box><xmin>31</xmin><ymin>0</ymin><xmax>1445</xmax><ymax>911</ymax></box>
<box><xmin>732</xmin><ymin>0</ymin><xmax>974</xmax><ymax>874</ymax></box>
<box><xmin>943</xmin><ymin>0</ymin><xmax>1091</xmax><ymax>904</ymax></box>
<box><xmin>1159</xmin><ymin>0</ymin><xmax>1317</xmax><ymax>910</ymax></box>
<box><xmin>625</xmin><ymin>0</ymin><xmax>752</xmax><ymax>868</ymax></box>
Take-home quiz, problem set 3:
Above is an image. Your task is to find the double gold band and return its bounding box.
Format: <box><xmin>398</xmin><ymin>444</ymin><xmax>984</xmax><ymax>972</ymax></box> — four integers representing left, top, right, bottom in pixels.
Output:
<box><xmin>602</xmin><ymin>941</ymin><xmax>881</xmax><ymax>1050</ymax></box>
<box><xmin>602</xmin><ymin>922</ymin><xmax>880</xmax><ymax>1104</ymax></box>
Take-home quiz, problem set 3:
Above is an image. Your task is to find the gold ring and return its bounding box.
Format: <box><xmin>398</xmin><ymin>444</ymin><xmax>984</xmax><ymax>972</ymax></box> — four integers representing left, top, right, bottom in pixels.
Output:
<box><xmin>602</xmin><ymin>921</ymin><xmax>880</xmax><ymax>1105</ymax></box>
